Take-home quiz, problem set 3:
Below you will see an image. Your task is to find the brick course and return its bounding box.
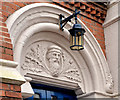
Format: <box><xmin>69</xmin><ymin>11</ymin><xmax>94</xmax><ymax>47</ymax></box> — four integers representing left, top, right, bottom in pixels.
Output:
<box><xmin>0</xmin><ymin>11</ymin><xmax>13</xmax><ymax>61</ymax></box>
<box><xmin>5</xmin><ymin>48</ymin><xmax>13</xmax><ymax>55</ymax></box>
<box><xmin>0</xmin><ymin>90</ymin><xmax>6</xmax><ymax>97</ymax></box>
<box><xmin>6</xmin><ymin>91</ymin><xmax>22</xmax><ymax>98</ymax></box>
<box><xmin>0</xmin><ymin>83</ymin><xmax>22</xmax><ymax>99</ymax></box>
<box><xmin>0</xmin><ymin>53</ymin><xmax>13</xmax><ymax>60</ymax></box>
<box><xmin>1</xmin><ymin>83</ymin><xmax>9</xmax><ymax>90</ymax></box>
<box><xmin>0</xmin><ymin>41</ymin><xmax>12</xmax><ymax>49</ymax></box>
<box><xmin>0</xmin><ymin>31</ymin><xmax>10</xmax><ymax>38</ymax></box>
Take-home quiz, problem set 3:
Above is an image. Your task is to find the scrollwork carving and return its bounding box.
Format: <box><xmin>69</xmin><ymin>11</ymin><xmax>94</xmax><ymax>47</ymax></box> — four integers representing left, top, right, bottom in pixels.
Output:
<box><xmin>105</xmin><ymin>72</ymin><xmax>114</xmax><ymax>94</ymax></box>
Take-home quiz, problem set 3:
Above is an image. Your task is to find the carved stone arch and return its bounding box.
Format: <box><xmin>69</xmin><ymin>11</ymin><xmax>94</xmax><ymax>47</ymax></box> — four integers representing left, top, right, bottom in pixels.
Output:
<box><xmin>6</xmin><ymin>3</ymin><xmax>113</xmax><ymax>98</ymax></box>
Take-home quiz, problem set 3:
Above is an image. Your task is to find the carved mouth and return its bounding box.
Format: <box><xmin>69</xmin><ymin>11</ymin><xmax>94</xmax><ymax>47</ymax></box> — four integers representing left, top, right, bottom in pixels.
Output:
<box><xmin>54</xmin><ymin>60</ymin><xmax>59</xmax><ymax>63</ymax></box>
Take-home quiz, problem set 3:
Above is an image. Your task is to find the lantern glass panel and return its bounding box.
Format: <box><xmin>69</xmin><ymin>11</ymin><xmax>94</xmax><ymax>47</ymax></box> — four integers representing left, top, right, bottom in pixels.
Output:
<box><xmin>70</xmin><ymin>35</ymin><xmax>73</xmax><ymax>47</ymax></box>
<box><xmin>81</xmin><ymin>35</ymin><xmax>84</xmax><ymax>46</ymax></box>
<box><xmin>70</xmin><ymin>34</ymin><xmax>84</xmax><ymax>50</ymax></box>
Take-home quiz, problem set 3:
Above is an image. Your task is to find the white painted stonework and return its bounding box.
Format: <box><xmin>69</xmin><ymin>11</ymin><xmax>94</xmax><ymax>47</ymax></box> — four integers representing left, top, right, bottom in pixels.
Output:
<box><xmin>21</xmin><ymin>43</ymin><xmax>82</xmax><ymax>83</ymax></box>
<box><xmin>21</xmin><ymin>77</ymin><xmax>34</xmax><ymax>98</ymax></box>
<box><xmin>0</xmin><ymin>59</ymin><xmax>25</xmax><ymax>85</ymax></box>
<box><xmin>103</xmin><ymin>0</ymin><xmax>120</xmax><ymax>97</ymax></box>
<box><xmin>6</xmin><ymin>3</ymin><xmax>116</xmax><ymax>99</ymax></box>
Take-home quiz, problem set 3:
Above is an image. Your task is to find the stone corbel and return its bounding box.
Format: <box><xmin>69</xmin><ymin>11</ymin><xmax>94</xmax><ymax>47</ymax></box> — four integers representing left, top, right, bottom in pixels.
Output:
<box><xmin>21</xmin><ymin>77</ymin><xmax>34</xmax><ymax>98</ymax></box>
<box><xmin>75</xmin><ymin>86</ymin><xmax>83</xmax><ymax>96</ymax></box>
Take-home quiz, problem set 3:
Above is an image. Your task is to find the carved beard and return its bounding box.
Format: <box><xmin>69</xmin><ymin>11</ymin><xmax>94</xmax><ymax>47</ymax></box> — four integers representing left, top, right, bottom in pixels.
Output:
<box><xmin>49</xmin><ymin>60</ymin><xmax>61</xmax><ymax>77</ymax></box>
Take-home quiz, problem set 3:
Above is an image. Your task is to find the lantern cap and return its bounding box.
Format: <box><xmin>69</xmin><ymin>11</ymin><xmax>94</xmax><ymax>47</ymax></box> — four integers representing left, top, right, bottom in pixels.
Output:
<box><xmin>73</xmin><ymin>24</ymin><xmax>82</xmax><ymax>29</ymax></box>
<box><xmin>73</xmin><ymin>24</ymin><xmax>85</xmax><ymax>33</ymax></box>
<box><xmin>69</xmin><ymin>24</ymin><xmax>86</xmax><ymax>36</ymax></box>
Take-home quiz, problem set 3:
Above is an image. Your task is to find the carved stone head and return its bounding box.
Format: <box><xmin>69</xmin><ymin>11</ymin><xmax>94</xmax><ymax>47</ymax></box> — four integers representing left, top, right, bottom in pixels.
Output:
<box><xmin>46</xmin><ymin>45</ymin><xmax>63</xmax><ymax>77</ymax></box>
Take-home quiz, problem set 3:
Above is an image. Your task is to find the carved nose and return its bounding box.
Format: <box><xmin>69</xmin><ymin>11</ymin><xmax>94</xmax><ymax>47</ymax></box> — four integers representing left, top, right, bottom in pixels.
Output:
<box><xmin>56</xmin><ymin>55</ymin><xmax>59</xmax><ymax>59</ymax></box>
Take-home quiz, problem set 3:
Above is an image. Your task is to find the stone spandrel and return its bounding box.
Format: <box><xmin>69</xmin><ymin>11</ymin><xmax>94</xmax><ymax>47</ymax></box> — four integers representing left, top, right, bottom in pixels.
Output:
<box><xmin>21</xmin><ymin>41</ymin><xmax>82</xmax><ymax>83</ymax></box>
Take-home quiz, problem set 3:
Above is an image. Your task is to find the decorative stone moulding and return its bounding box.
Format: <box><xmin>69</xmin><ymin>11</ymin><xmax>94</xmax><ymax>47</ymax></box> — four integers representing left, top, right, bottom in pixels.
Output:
<box><xmin>6</xmin><ymin>3</ymin><xmax>114</xmax><ymax>98</ymax></box>
<box><xmin>0</xmin><ymin>59</ymin><xmax>25</xmax><ymax>85</ymax></box>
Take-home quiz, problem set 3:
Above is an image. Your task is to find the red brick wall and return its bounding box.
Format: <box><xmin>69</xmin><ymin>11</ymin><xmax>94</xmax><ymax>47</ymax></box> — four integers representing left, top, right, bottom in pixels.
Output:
<box><xmin>81</xmin><ymin>16</ymin><xmax>106</xmax><ymax>55</ymax></box>
<box><xmin>0</xmin><ymin>12</ymin><xmax>13</xmax><ymax>61</ymax></box>
<box><xmin>0</xmin><ymin>82</ymin><xmax>22</xmax><ymax>100</ymax></box>
<box><xmin>0</xmin><ymin>1</ymin><xmax>106</xmax><ymax>57</ymax></box>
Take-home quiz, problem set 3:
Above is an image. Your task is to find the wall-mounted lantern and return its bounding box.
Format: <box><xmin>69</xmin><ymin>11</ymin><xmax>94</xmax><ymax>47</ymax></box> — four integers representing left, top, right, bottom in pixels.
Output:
<box><xmin>59</xmin><ymin>9</ymin><xmax>85</xmax><ymax>50</ymax></box>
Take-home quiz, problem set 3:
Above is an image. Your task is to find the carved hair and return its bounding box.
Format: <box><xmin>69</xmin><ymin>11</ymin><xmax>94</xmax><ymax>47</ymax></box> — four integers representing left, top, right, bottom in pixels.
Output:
<box><xmin>46</xmin><ymin>45</ymin><xmax>62</xmax><ymax>60</ymax></box>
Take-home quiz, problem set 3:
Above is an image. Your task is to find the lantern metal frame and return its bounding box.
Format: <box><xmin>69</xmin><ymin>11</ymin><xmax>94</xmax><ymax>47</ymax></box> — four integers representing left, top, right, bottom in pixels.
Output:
<box><xmin>59</xmin><ymin>9</ymin><xmax>85</xmax><ymax>50</ymax></box>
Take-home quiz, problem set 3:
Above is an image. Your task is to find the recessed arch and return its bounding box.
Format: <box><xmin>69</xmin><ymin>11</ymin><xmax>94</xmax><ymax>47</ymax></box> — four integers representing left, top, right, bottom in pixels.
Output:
<box><xmin>6</xmin><ymin>3</ymin><xmax>114</xmax><ymax>98</ymax></box>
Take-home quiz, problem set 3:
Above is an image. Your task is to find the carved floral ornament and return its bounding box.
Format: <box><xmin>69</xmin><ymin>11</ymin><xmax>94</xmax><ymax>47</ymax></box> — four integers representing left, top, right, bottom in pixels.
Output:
<box><xmin>105</xmin><ymin>72</ymin><xmax>114</xmax><ymax>93</ymax></box>
<box><xmin>21</xmin><ymin>43</ymin><xmax>82</xmax><ymax>83</ymax></box>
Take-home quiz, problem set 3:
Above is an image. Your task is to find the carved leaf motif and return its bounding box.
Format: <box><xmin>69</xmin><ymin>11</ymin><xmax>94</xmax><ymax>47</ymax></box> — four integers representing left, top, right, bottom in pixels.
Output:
<box><xmin>21</xmin><ymin>64</ymin><xmax>28</xmax><ymax>70</ymax></box>
<box><xmin>64</xmin><ymin>68</ymin><xmax>81</xmax><ymax>82</ymax></box>
<box><xmin>62</xmin><ymin>59</ymin><xmax>81</xmax><ymax>83</ymax></box>
<box><xmin>21</xmin><ymin>44</ymin><xmax>45</xmax><ymax>73</ymax></box>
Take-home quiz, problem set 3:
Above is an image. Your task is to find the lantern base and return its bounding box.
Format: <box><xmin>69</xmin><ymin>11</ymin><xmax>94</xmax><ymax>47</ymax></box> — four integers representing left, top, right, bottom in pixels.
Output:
<box><xmin>70</xmin><ymin>45</ymin><xmax>84</xmax><ymax>50</ymax></box>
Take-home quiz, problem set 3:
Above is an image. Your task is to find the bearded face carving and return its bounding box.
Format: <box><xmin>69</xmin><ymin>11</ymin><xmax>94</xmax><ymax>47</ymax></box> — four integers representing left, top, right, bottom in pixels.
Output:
<box><xmin>21</xmin><ymin>44</ymin><xmax>82</xmax><ymax>82</ymax></box>
<box><xmin>46</xmin><ymin>45</ymin><xmax>63</xmax><ymax>77</ymax></box>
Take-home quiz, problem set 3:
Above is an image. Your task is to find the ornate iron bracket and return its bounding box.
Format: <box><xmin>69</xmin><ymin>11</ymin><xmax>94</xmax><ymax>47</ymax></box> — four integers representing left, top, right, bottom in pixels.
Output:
<box><xmin>59</xmin><ymin>9</ymin><xmax>80</xmax><ymax>31</ymax></box>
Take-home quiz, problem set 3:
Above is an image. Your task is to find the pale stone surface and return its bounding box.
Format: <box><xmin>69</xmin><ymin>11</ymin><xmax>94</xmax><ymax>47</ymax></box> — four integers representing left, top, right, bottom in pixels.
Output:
<box><xmin>0</xmin><ymin>59</ymin><xmax>25</xmax><ymax>85</ymax></box>
<box><xmin>21</xmin><ymin>43</ymin><xmax>82</xmax><ymax>83</ymax></box>
<box><xmin>21</xmin><ymin>77</ymin><xmax>34</xmax><ymax>98</ymax></box>
<box><xmin>103</xmin><ymin>0</ymin><xmax>119</xmax><ymax>96</ymax></box>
